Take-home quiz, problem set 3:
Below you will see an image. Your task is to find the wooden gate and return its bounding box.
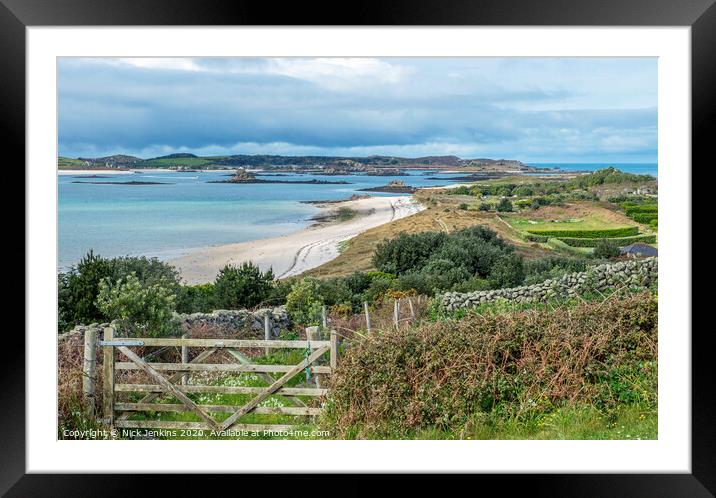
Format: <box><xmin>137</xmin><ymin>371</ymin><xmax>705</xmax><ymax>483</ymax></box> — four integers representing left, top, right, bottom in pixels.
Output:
<box><xmin>93</xmin><ymin>326</ymin><xmax>337</xmax><ymax>434</ymax></box>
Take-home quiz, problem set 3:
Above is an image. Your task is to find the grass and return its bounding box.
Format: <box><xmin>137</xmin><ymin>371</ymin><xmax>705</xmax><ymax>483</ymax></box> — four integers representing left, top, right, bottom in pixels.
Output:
<box><xmin>509</xmin><ymin>216</ymin><xmax>634</xmax><ymax>233</ymax></box>
<box><xmin>403</xmin><ymin>403</ymin><xmax>656</xmax><ymax>440</ymax></box>
<box><xmin>124</xmin><ymin>349</ymin><xmax>327</xmax><ymax>440</ymax></box>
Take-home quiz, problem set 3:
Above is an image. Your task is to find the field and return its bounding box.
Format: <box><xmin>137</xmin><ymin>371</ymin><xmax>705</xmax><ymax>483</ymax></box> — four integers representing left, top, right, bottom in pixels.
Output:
<box><xmin>305</xmin><ymin>191</ymin><xmax>652</xmax><ymax>278</ymax></box>
<box><xmin>304</xmin><ymin>190</ymin><xmax>555</xmax><ymax>279</ymax></box>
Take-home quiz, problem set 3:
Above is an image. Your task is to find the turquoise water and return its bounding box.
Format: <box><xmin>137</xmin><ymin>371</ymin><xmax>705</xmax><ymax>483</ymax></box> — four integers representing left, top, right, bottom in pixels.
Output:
<box><xmin>58</xmin><ymin>163</ymin><xmax>657</xmax><ymax>269</ymax></box>
<box><xmin>58</xmin><ymin>169</ymin><xmax>453</xmax><ymax>269</ymax></box>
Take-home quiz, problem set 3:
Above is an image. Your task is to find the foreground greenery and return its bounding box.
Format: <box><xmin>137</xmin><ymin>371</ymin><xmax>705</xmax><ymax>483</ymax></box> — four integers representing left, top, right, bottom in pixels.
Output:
<box><xmin>321</xmin><ymin>291</ymin><xmax>657</xmax><ymax>439</ymax></box>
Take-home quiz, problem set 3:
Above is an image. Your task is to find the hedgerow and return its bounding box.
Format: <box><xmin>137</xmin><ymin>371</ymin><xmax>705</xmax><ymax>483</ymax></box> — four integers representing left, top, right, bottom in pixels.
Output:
<box><xmin>557</xmin><ymin>234</ymin><xmax>656</xmax><ymax>248</ymax></box>
<box><xmin>321</xmin><ymin>291</ymin><xmax>657</xmax><ymax>438</ymax></box>
<box><xmin>526</xmin><ymin>226</ymin><xmax>639</xmax><ymax>238</ymax></box>
<box><xmin>525</xmin><ymin>234</ymin><xmax>549</xmax><ymax>243</ymax></box>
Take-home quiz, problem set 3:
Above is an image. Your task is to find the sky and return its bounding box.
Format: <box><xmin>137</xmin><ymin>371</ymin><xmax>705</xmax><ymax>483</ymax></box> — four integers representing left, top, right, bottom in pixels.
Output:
<box><xmin>58</xmin><ymin>57</ymin><xmax>657</xmax><ymax>163</ymax></box>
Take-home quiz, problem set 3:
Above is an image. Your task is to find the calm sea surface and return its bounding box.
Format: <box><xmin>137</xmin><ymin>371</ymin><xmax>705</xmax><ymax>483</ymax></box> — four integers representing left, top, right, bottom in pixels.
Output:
<box><xmin>58</xmin><ymin>163</ymin><xmax>656</xmax><ymax>269</ymax></box>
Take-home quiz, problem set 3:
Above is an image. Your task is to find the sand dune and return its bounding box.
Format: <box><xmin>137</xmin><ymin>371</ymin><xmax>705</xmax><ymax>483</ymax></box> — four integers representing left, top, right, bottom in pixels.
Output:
<box><xmin>170</xmin><ymin>196</ymin><xmax>424</xmax><ymax>284</ymax></box>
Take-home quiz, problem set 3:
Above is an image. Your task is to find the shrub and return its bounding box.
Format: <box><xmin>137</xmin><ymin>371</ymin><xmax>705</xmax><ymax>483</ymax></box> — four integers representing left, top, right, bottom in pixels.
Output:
<box><xmin>391</xmin><ymin>272</ymin><xmax>437</xmax><ymax>296</ymax></box>
<box><xmin>373</xmin><ymin>232</ymin><xmax>447</xmax><ymax>275</ymax></box>
<box><xmin>523</xmin><ymin>256</ymin><xmax>589</xmax><ymax>286</ymax></box>
<box><xmin>361</xmin><ymin>276</ymin><xmax>394</xmax><ymax>304</ymax></box>
<box><xmin>176</xmin><ymin>283</ymin><xmax>216</xmax><ymax>314</ymax></box>
<box><xmin>458</xmin><ymin>203</ymin><xmax>469</xmax><ymax>210</ymax></box>
<box><xmin>558</xmin><ymin>234</ymin><xmax>656</xmax><ymax>248</ymax></box>
<box><xmin>213</xmin><ymin>262</ymin><xmax>274</xmax><ymax>309</ymax></box>
<box><xmin>593</xmin><ymin>240</ymin><xmax>621</xmax><ymax>259</ymax></box>
<box><xmin>321</xmin><ymin>292</ymin><xmax>657</xmax><ymax>438</ymax></box>
<box><xmin>496</xmin><ymin>198</ymin><xmax>513</xmax><ymax>212</ymax></box>
<box><xmin>488</xmin><ymin>253</ymin><xmax>525</xmax><ymax>288</ymax></box>
<box><xmin>58</xmin><ymin>251</ymin><xmax>181</xmax><ymax>331</ymax></box>
<box><xmin>479</xmin><ymin>203</ymin><xmax>492</xmax><ymax>212</ymax></box>
<box><xmin>59</xmin><ymin>251</ymin><xmax>116</xmax><ymax>330</ymax></box>
<box><xmin>285</xmin><ymin>277</ymin><xmax>324</xmax><ymax>326</ymax></box>
<box><xmin>526</xmin><ymin>226</ymin><xmax>639</xmax><ymax>238</ymax></box>
<box><xmin>524</xmin><ymin>234</ymin><xmax>549</xmax><ymax>243</ymax></box>
<box><xmin>96</xmin><ymin>273</ymin><xmax>178</xmax><ymax>337</ymax></box>
<box><xmin>630</xmin><ymin>213</ymin><xmax>658</xmax><ymax>224</ymax></box>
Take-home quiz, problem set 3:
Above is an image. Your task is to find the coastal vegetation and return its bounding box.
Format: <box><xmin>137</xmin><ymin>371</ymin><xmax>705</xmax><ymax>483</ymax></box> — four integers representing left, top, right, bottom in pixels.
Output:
<box><xmin>322</xmin><ymin>291</ymin><xmax>657</xmax><ymax>439</ymax></box>
<box><xmin>57</xmin><ymin>167</ymin><xmax>658</xmax><ymax>441</ymax></box>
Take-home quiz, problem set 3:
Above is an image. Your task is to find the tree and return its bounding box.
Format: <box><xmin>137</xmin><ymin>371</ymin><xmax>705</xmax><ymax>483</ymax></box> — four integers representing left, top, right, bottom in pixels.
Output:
<box><xmin>285</xmin><ymin>277</ymin><xmax>324</xmax><ymax>326</ymax></box>
<box><xmin>488</xmin><ymin>253</ymin><xmax>525</xmax><ymax>288</ymax></box>
<box><xmin>58</xmin><ymin>251</ymin><xmax>183</xmax><ymax>331</ymax></box>
<box><xmin>213</xmin><ymin>262</ymin><xmax>275</xmax><ymax>309</ymax></box>
<box><xmin>96</xmin><ymin>273</ymin><xmax>178</xmax><ymax>337</ymax></box>
<box><xmin>496</xmin><ymin>198</ymin><xmax>513</xmax><ymax>212</ymax></box>
<box><xmin>58</xmin><ymin>250</ymin><xmax>116</xmax><ymax>329</ymax></box>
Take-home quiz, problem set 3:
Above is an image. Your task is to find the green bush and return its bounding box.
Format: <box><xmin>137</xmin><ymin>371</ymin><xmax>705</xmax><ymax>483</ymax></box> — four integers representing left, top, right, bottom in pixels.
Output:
<box><xmin>630</xmin><ymin>213</ymin><xmax>658</xmax><ymax>224</ymax></box>
<box><xmin>176</xmin><ymin>283</ymin><xmax>216</xmax><ymax>314</ymax></box>
<box><xmin>592</xmin><ymin>240</ymin><xmax>621</xmax><ymax>259</ymax></box>
<box><xmin>372</xmin><ymin>226</ymin><xmax>521</xmax><ymax>293</ymax></box>
<box><xmin>373</xmin><ymin>232</ymin><xmax>447</xmax><ymax>275</ymax></box>
<box><xmin>496</xmin><ymin>198</ymin><xmax>513</xmax><ymax>212</ymax></box>
<box><xmin>458</xmin><ymin>203</ymin><xmax>469</xmax><ymax>210</ymax></box>
<box><xmin>59</xmin><ymin>251</ymin><xmax>117</xmax><ymax>330</ymax></box>
<box><xmin>523</xmin><ymin>256</ymin><xmax>589</xmax><ymax>285</ymax></box>
<box><xmin>479</xmin><ymin>203</ymin><xmax>492</xmax><ymax>212</ymax></box>
<box><xmin>96</xmin><ymin>273</ymin><xmax>178</xmax><ymax>337</ymax></box>
<box><xmin>527</xmin><ymin>226</ymin><xmax>639</xmax><ymax>238</ymax></box>
<box><xmin>524</xmin><ymin>234</ymin><xmax>549</xmax><ymax>243</ymax></box>
<box><xmin>322</xmin><ymin>291</ymin><xmax>657</xmax><ymax>438</ymax></box>
<box><xmin>213</xmin><ymin>262</ymin><xmax>274</xmax><ymax>309</ymax></box>
<box><xmin>58</xmin><ymin>251</ymin><xmax>181</xmax><ymax>331</ymax></box>
<box><xmin>285</xmin><ymin>277</ymin><xmax>324</xmax><ymax>326</ymax></box>
<box><xmin>558</xmin><ymin>234</ymin><xmax>656</xmax><ymax>248</ymax></box>
<box><xmin>488</xmin><ymin>253</ymin><xmax>525</xmax><ymax>288</ymax></box>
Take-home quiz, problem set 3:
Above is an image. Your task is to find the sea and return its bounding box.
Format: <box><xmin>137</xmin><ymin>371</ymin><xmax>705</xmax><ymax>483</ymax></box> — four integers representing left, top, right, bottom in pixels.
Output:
<box><xmin>58</xmin><ymin>163</ymin><xmax>657</xmax><ymax>270</ymax></box>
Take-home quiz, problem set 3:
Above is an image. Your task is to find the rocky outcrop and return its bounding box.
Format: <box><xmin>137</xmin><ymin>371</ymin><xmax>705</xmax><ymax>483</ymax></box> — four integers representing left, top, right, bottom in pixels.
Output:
<box><xmin>441</xmin><ymin>258</ymin><xmax>657</xmax><ymax>311</ymax></box>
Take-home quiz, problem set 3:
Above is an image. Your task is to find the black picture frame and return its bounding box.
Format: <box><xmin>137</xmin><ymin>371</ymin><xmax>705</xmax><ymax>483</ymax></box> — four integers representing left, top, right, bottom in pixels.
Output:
<box><xmin>4</xmin><ymin>0</ymin><xmax>712</xmax><ymax>494</ymax></box>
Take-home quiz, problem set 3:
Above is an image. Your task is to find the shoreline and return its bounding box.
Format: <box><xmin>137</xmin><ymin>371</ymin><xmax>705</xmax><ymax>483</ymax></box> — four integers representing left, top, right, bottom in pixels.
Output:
<box><xmin>169</xmin><ymin>195</ymin><xmax>425</xmax><ymax>284</ymax></box>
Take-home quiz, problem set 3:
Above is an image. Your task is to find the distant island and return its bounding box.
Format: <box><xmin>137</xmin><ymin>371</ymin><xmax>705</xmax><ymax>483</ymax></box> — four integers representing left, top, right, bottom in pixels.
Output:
<box><xmin>208</xmin><ymin>168</ymin><xmax>350</xmax><ymax>185</ymax></box>
<box><xmin>359</xmin><ymin>180</ymin><xmax>420</xmax><ymax>193</ymax></box>
<box><xmin>71</xmin><ymin>180</ymin><xmax>172</xmax><ymax>185</ymax></box>
<box><xmin>58</xmin><ymin>152</ymin><xmax>549</xmax><ymax>174</ymax></box>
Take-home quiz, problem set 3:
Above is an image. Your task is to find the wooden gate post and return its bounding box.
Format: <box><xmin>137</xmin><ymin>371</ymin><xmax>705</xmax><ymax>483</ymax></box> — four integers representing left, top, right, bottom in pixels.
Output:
<box><xmin>393</xmin><ymin>299</ymin><xmax>401</xmax><ymax>328</ymax></box>
<box><xmin>364</xmin><ymin>301</ymin><xmax>371</xmax><ymax>333</ymax></box>
<box><xmin>407</xmin><ymin>297</ymin><xmax>416</xmax><ymax>322</ymax></box>
<box><xmin>264</xmin><ymin>314</ymin><xmax>271</xmax><ymax>356</ymax></box>
<box><xmin>181</xmin><ymin>332</ymin><xmax>189</xmax><ymax>386</ymax></box>
<box><xmin>102</xmin><ymin>326</ymin><xmax>116</xmax><ymax>426</ymax></box>
<box><xmin>330</xmin><ymin>329</ymin><xmax>338</xmax><ymax>370</ymax></box>
<box><xmin>82</xmin><ymin>328</ymin><xmax>97</xmax><ymax>417</ymax></box>
<box><xmin>306</xmin><ymin>326</ymin><xmax>321</xmax><ymax>389</ymax></box>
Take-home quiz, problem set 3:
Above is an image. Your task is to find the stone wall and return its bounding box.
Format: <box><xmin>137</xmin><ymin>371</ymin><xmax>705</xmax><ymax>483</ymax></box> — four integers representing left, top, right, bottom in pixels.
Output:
<box><xmin>176</xmin><ymin>306</ymin><xmax>290</xmax><ymax>337</ymax></box>
<box><xmin>63</xmin><ymin>306</ymin><xmax>291</xmax><ymax>339</ymax></box>
<box><xmin>441</xmin><ymin>258</ymin><xmax>657</xmax><ymax>311</ymax></box>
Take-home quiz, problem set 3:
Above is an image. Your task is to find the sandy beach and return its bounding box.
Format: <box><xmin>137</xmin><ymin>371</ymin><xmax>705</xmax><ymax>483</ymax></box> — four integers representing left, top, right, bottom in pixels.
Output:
<box><xmin>170</xmin><ymin>195</ymin><xmax>424</xmax><ymax>284</ymax></box>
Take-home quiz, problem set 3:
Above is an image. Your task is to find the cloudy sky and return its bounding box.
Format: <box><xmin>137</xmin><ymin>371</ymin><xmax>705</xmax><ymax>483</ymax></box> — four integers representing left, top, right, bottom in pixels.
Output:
<box><xmin>58</xmin><ymin>57</ymin><xmax>657</xmax><ymax>163</ymax></box>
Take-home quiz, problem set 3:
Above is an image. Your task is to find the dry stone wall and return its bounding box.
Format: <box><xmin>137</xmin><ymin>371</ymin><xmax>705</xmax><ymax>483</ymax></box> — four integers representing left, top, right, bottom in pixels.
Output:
<box><xmin>441</xmin><ymin>258</ymin><xmax>657</xmax><ymax>311</ymax></box>
<box><xmin>64</xmin><ymin>306</ymin><xmax>291</xmax><ymax>339</ymax></box>
<box><xmin>177</xmin><ymin>306</ymin><xmax>290</xmax><ymax>337</ymax></box>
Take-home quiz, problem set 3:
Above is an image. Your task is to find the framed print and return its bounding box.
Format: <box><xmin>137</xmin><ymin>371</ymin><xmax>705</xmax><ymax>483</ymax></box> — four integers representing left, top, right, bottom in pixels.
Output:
<box><xmin>5</xmin><ymin>0</ymin><xmax>713</xmax><ymax>493</ymax></box>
